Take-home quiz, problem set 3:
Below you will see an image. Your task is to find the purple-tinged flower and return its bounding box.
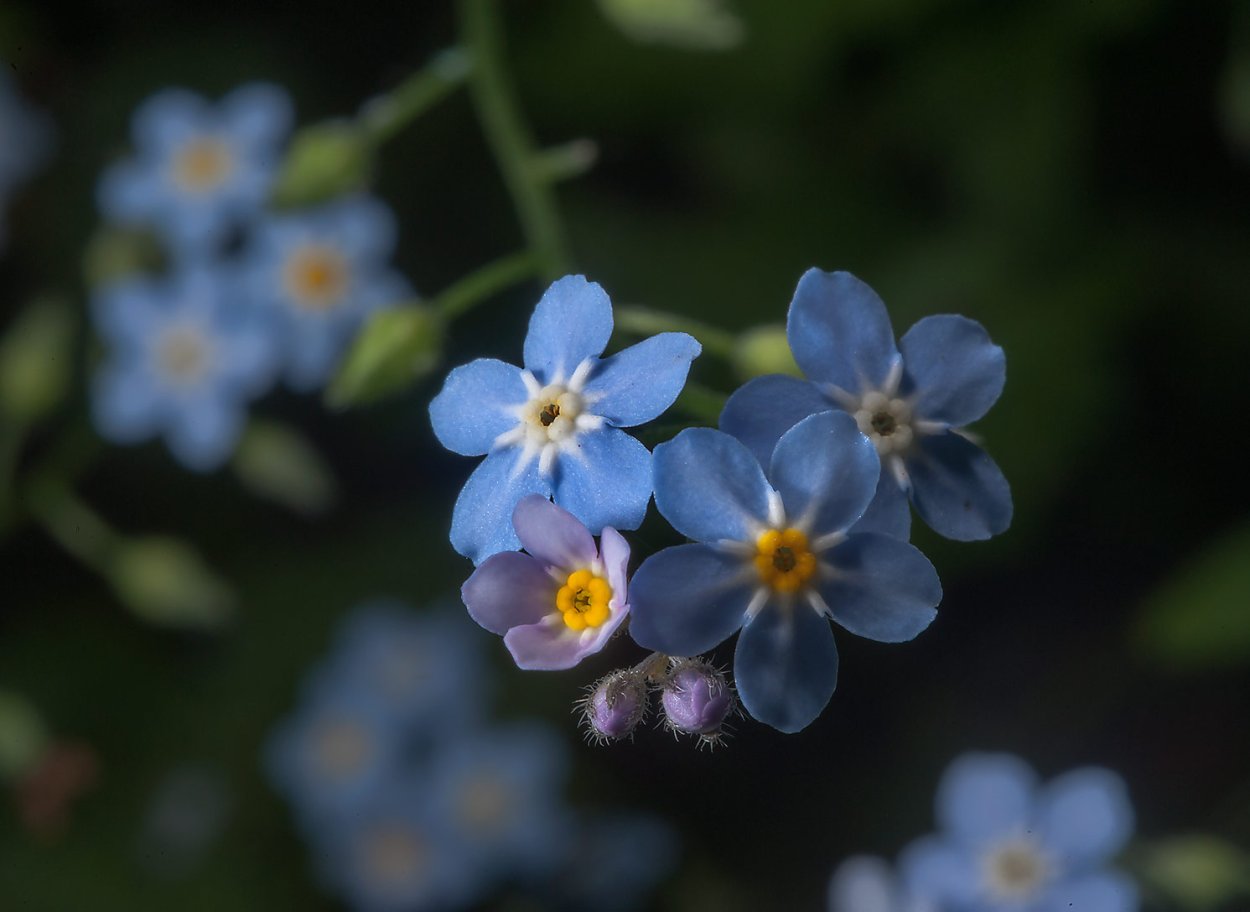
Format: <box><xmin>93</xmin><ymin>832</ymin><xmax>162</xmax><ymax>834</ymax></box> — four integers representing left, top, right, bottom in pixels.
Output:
<box><xmin>461</xmin><ymin>495</ymin><xmax>630</xmax><ymax>670</ymax></box>
<box><xmin>97</xmin><ymin>83</ymin><xmax>292</xmax><ymax>255</ymax></box>
<box><xmin>90</xmin><ymin>267</ymin><xmax>277</xmax><ymax>471</ymax></box>
<box><xmin>578</xmin><ymin>669</ymin><xmax>649</xmax><ymax>743</ymax></box>
<box><xmin>899</xmin><ymin>753</ymin><xmax>1138</xmax><ymax>912</ymax></box>
<box><xmin>244</xmin><ymin>194</ymin><xmax>412</xmax><ymax>390</ymax></box>
<box><xmin>629</xmin><ymin>411</ymin><xmax>941</xmax><ymax>733</ymax></box>
<box><xmin>429</xmin><ymin>275</ymin><xmax>700</xmax><ymax>564</ymax></box>
<box><xmin>659</xmin><ymin>658</ymin><xmax>735</xmax><ymax>744</ymax></box>
<box><xmin>721</xmin><ymin>269</ymin><xmax>1011</xmax><ymax>541</ymax></box>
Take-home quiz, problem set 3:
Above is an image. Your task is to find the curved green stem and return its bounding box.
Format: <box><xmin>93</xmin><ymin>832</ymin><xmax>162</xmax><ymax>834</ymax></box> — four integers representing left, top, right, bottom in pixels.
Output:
<box><xmin>436</xmin><ymin>251</ymin><xmax>539</xmax><ymax>321</ymax></box>
<box><xmin>360</xmin><ymin>48</ymin><xmax>472</xmax><ymax>145</ymax></box>
<box><xmin>613</xmin><ymin>305</ymin><xmax>737</xmax><ymax>360</ymax></box>
<box><xmin>459</xmin><ymin>0</ymin><xmax>572</xmax><ymax>280</ymax></box>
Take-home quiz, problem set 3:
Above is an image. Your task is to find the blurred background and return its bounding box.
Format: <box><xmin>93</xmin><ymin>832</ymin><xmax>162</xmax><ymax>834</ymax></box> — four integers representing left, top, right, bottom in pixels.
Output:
<box><xmin>2</xmin><ymin>0</ymin><xmax>1249</xmax><ymax>909</ymax></box>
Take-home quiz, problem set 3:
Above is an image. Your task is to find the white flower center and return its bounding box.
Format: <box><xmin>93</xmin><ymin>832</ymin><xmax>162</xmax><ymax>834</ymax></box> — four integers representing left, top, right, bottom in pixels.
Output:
<box><xmin>853</xmin><ymin>389</ymin><xmax>914</xmax><ymax>456</ymax></box>
<box><xmin>494</xmin><ymin>359</ymin><xmax>604</xmax><ymax>475</ymax></box>
<box><xmin>154</xmin><ymin>325</ymin><xmax>213</xmax><ymax>386</ymax></box>
<box><xmin>981</xmin><ymin>837</ymin><xmax>1051</xmax><ymax>902</ymax></box>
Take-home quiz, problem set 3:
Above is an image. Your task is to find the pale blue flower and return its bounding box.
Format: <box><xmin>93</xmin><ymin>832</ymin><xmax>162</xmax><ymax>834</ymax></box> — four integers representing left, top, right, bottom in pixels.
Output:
<box><xmin>828</xmin><ymin>856</ymin><xmax>934</xmax><ymax>912</ymax></box>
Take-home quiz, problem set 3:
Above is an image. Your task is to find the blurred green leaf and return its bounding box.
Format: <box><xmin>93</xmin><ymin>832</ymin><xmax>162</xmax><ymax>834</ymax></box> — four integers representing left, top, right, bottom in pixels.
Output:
<box><xmin>732</xmin><ymin>324</ymin><xmax>800</xmax><ymax>380</ymax></box>
<box><xmin>597</xmin><ymin>0</ymin><xmax>744</xmax><ymax>50</ymax></box>
<box><xmin>1135</xmin><ymin>835</ymin><xmax>1250</xmax><ymax>911</ymax></box>
<box><xmin>1135</xmin><ymin>522</ymin><xmax>1250</xmax><ymax>670</ymax></box>
<box><xmin>270</xmin><ymin>120</ymin><xmax>374</xmax><ymax>208</ymax></box>
<box><xmin>230</xmin><ymin>419</ymin><xmax>337</xmax><ymax>515</ymax></box>
<box><xmin>0</xmin><ymin>689</ymin><xmax>48</xmax><ymax>781</ymax></box>
<box><xmin>82</xmin><ymin>227</ymin><xmax>164</xmax><ymax>287</ymax></box>
<box><xmin>109</xmin><ymin>537</ymin><xmax>235</xmax><ymax>630</ymax></box>
<box><xmin>325</xmin><ymin>303</ymin><xmax>444</xmax><ymax>408</ymax></box>
<box><xmin>0</xmin><ymin>297</ymin><xmax>75</xmax><ymax>423</ymax></box>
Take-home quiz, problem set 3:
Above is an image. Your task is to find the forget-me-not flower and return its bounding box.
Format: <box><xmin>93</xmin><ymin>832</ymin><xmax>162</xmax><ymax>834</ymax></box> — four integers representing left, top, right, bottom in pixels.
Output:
<box><xmin>828</xmin><ymin>856</ymin><xmax>931</xmax><ymax>912</ymax></box>
<box><xmin>0</xmin><ymin>64</ymin><xmax>52</xmax><ymax>250</ymax></box>
<box><xmin>461</xmin><ymin>495</ymin><xmax>630</xmax><ymax>670</ymax></box>
<box><xmin>97</xmin><ymin>83</ymin><xmax>292</xmax><ymax>254</ymax></box>
<box><xmin>628</xmin><ymin>410</ymin><xmax>942</xmax><ymax>733</ymax></box>
<box><xmin>430</xmin><ymin>275</ymin><xmax>700</xmax><ymax>564</ymax></box>
<box><xmin>244</xmin><ymin>194</ymin><xmax>412</xmax><ymax>390</ymax></box>
<box><xmin>721</xmin><ymin>269</ymin><xmax>1011</xmax><ymax>541</ymax></box>
<box><xmin>91</xmin><ymin>267</ymin><xmax>277</xmax><ymax>471</ymax></box>
<box><xmin>900</xmin><ymin>753</ymin><xmax>1138</xmax><ymax>912</ymax></box>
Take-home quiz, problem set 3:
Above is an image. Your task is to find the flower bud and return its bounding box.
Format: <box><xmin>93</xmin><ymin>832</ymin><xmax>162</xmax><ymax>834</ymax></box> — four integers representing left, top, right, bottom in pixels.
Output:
<box><xmin>660</xmin><ymin>659</ymin><xmax>735</xmax><ymax>744</ymax></box>
<box><xmin>578</xmin><ymin>670</ymin><xmax>648</xmax><ymax>744</ymax></box>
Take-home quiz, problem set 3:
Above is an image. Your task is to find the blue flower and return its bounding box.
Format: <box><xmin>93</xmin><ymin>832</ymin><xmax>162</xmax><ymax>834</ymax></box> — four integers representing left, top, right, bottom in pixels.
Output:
<box><xmin>721</xmin><ymin>269</ymin><xmax>1011</xmax><ymax>541</ymax></box>
<box><xmin>97</xmin><ymin>83</ymin><xmax>292</xmax><ymax>255</ymax></box>
<box><xmin>0</xmin><ymin>64</ymin><xmax>52</xmax><ymax>250</ymax></box>
<box><xmin>899</xmin><ymin>753</ymin><xmax>1138</xmax><ymax>912</ymax></box>
<box><xmin>628</xmin><ymin>410</ymin><xmax>941</xmax><ymax>733</ymax></box>
<box><xmin>244</xmin><ymin>194</ymin><xmax>412</xmax><ymax>390</ymax></box>
<box><xmin>429</xmin><ymin>275</ymin><xmax>701</xmax><ymax>564</ymax></box>
<box><xmin>828</xmin><ymin>856</ymin><xmax>929</xmax><ymax>912</ymax></box>
<box><xmin>90</xmin><ymin>267</ymin><xmax>277</xmax><ymax>471</ymax></box>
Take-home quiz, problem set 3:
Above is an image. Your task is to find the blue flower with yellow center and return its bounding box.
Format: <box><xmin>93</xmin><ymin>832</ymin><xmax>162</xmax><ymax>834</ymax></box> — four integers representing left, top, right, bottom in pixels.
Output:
<box><xmin>721</xmin><ymin>268</ymin><xmax>1012</xmax><ymax>541</ymax></box>
<box><xmin>97</xmin><ymin>83</ymin><xmax>292</xmax><ymax>255</ymax></box>
<box><xmin>628</xmin><ymin>410</ymin><xmax>942</xmax><ymax>733</ymax></box>
<box><xmin>429</xmin><ymin>275</ymin><xmax>701</xmax><ymax>564</ymax></box>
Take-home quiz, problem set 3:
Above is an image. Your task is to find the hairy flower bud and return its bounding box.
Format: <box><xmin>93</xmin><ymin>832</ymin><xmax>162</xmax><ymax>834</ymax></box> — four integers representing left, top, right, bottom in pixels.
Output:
<box><xmin>660</xmin><ymin>659</ymin><xmax>735</xmax><ymax>745</ymax></box>
<box><xmin>578</xmin><ymin>670</ymin><xmax>648</xmax><ymax>744</ymax></box>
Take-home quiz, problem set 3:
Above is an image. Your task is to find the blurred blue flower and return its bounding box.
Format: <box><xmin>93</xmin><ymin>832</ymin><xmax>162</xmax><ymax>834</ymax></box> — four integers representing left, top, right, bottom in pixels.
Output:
<box><xmin>97</xmin><ymin>83</ymin><xmax>292</xmax><ymax>255</ymax></box>
<box><xmin>899</xmin><ymin>753</ymin><xmax>1138</xmax><ymax>912</ymax></box>
<box><xmin>628</xmin><ymin>411</ymin><xmax>941</xmax><ymax>733</ymax></box>
<box><xmin>721</xmin><ymin>269</ymin><xmax>1011</xmax><ymax>541</ymax></box>
<box><xmin>828</xmin><ymin>856</ymin><xmax>932</xmax><ymax>912</ymax></box>
<box><xmin>429</xmin><ymin>275</ymin><xmax>701</xmax><ymax>563</ymax></box>
<box><xmin>552</xmin><ymin>812</ymin><xmax>679</xmax><ymax>912</ymax></box>
<box><xmin>0</xmin><ymin>64</ymin><xmax>52</xmax><ymax>250</ymax></box>
<box><xmin>244</xmin><ymin>195</ymin><xmax>412</xmax><ymax>390</ymax></box>
<box><xmin>462</xmin><ymin>495</ymin><xmax>630</xmax><ymax>670</ymax></box>
<box><xmin>90</xmin><ymin>267</ymin><xmax>277</xmax><ymax>470</ymax></box>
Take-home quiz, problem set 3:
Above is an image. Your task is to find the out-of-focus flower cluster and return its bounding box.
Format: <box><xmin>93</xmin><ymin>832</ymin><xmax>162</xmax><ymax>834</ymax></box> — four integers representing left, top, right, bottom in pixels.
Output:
<box><xmin>828</xmin><ymin>753</ymin><xmax>1138</xmax><ymax>912</ymax></box>
<box><xmin>90</xmin><ymin>84</ymin><xmax>413</xmax><ymax>470</ymax></box>
<box><xmin>265</xmin><ymin>600</ymin><xmax>677</xmax><ymax>912</ymax></box>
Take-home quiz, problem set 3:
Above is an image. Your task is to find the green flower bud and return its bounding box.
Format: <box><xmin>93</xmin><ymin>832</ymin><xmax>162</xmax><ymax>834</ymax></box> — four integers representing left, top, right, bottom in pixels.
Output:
<box><xmin>597</xmin><ymin>0</ymin><xmax>744</xmax><ymax>50</ymax></box>
<box><xmin>326</xmin><ymin>303</ymin><xmax>444</xmax><ymax>408</ymax></box>
<box><xmin>0</xmin><ymin>298</ymin><xmax>74</xmax><ymax>423</ymax></box>
<box><xmin>733</xmin><ymin>324</ymin><xmax>801</xmax><ymax>380</ymax></box>
<box><xmin>0</xmin><ymin>690</ymin><xmax>48</xmax><ymax>781</ymax></box>
<box><xmin>270</xmin><ymin>120</ymin><xmax>373</xmax><ymax>208</ymax></box>
<box><xmin>110</xmin><ymin>537</ymin><xmax>235</xmax><ymax>630</ymax></box>
<box><xmin>231</xmin><ymin>419</ymin><xmax>336</xmax><ymax>515</ymax></box>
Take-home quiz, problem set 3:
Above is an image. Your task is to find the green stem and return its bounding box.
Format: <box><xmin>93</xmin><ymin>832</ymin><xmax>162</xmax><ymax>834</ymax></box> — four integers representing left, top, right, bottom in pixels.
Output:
<box><xmin>459</xmin><ymin>0</ymin><xmax>572</xmax><ymax>280</ymax></box>
<box><xmin>359</xmin><ymin>48</ymin><xmax>473</xmax><ymax>145</ymax></box>
<box><xmin>435</xmin><ymin>251</ymin><xmax>539</xmax><ymax>321</ymax></box>
<box><xmin>24</xmin><ymin>480</ymin><xmax>119</xmax><ymax>572</ymax></box>
<box><xmin>613</xmin><ymin>306</ymin><xmax>737</xmax><ymax>360</ymax></box>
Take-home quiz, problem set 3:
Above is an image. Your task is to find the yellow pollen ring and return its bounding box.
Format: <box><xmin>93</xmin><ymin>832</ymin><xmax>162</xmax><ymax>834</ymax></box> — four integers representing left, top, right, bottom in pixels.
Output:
<box><xmin>283</xmin><ymin>245</ymin><xmax>350</xmax><ymax>311</ymax></box>
<box><xmin>555</xmin><ymin>568</ymin><xmax>612</xmax><ymax>630</ymax></box>
<box><xmin>754</xmin><ymin>528</ymin><xmax>817</xmax><ymax>593</ymax></box>
<box><xmin>172</xmin><ymin>137</ymin><xmax>233</xmax><ymax>192</ymax></box>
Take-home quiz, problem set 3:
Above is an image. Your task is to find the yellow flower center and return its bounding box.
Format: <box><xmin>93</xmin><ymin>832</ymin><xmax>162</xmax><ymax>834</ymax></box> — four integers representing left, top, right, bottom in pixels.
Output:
<box><xmin>753</xmin><ymin>528</ymin><xmax>817</xmax><ymax>594</ymax></box>
<box><xmin>983</xmin><ymin>839</ymin><xmax>1050</xmax><ymax>900</ymax></box>
<box><xmin>283</xmin><ymin>244</ymin><xmax>350</xmax><ymax>312</ymax></box>
<box><xmin>555</xmin><ymin>568</ymin><xmax>613</xmax><ymax>630</ymax></box>
<box><xmin>156</xmin><ymin>327</ymin><xmax>210</xmax><ymax>383</ymax></box>
<box><xmin>171</xmin><ymin>137</ymin><xmax>234</xmax><ymax>192</ymax></box>
<box><xmin>361</xmin><ymin>824</ymin><xmax>428</xmax><ymax>887</ymax></box>
<box><xmin>456</xmin><ymin>774</ymin><xmax>513</xmax><ymax>834</ymax></box>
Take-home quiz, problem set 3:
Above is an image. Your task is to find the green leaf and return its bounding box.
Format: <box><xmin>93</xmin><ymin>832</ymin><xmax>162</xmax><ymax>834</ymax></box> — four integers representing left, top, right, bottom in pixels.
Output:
<box><xmin>325</xmin><ymin>304</ymin><xmax>444</xmax><ymax>408</ymax></box>
<box><xmin>82</xmin><ymin>226</ymin><xmax>165</xmax><ymax>287</ymax></box>
<box><xmin>231</xmin><ymin>419</ymin><xmax>337</xmax><ymax>515</ymax></box>
<box><xmin>109</xmin><ymin>537</ymin><xmax>235</xmax><ymax>630</ymax></box>
<box><xmin>1134</xmin><ymin>836</ymin><xmax>1250</xmax><ymax>911</ymax></box>
<box><xmin>0</xmin><ymin>297</ymin><xmax>76</xmax><ymax>423</ymax></box>
<box><xmin>1135</xmin><ymin>522</ymin><xmax>1250</xmax><ymax>670</ymax></box>
<box><xmin>270</xmin><ymin>120</ymin><xmax>374</xmax><ymax>208</ymax></box>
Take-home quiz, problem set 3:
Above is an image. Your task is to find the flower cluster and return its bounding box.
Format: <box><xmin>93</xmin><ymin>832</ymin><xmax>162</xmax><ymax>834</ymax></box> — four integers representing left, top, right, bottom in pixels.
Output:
<box><xmin>828</xmin><ymin>753</ymin><xmax>1138</xmax><ymax>912</ymax></box>
<box><xmin>433</xmin><ymin>269</ymin><xmax>1010</xmax><ymax>736</ymax></box>
<box><xmin>0</xmin><ymin>63</ymin><xmax>52</xmax><ymax>250</ymax></box>
<box><xmin>266</xmin><ymin>600</ymin><xmax>677</xmax><ymax>912</ymax></box>
<box><xmin>90</xmin><ymin>84</ymin><xmax>412</xmax><ymax>469</ymax></box>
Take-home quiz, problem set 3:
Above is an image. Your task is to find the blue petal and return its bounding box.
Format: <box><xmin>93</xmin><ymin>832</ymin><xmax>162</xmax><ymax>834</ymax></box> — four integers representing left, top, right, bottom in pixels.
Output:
<box><xmin>132</xmin><ymin>88</ymin><xmax>208</xmax><ymax>153</ymax></box>
<box><xmin>429</xmin><ymin>359</ymin><xmax>528</xmax><ymax>456</ymax></box>
<box><xmin>91</xmin><ymin>364</ymin><xmax>163</xmax><ymax>443</ymax></box>
<box><xmin>769</xmin><ymin>410</ymin><xmax>879</xmax><ymax>537</ymax></box>
<box><xmin>582</xmin><ymin>332</ymin><xmax>701</xmax><ymax>427</ymax></box>
<box><xmin>827</xmin><ymin>856</ymin><xmax>902</xmax><ymax>912</ymax></box>
<box><xmin>899</xmin><ymin>315</ymin><xmax>1005</xmax><ymax>427</ymax></box>
<box><xmin>719</xmin><ymin>374</ymin><xmax>832</xmax><ymax>468</ymax></box>
<box><xmin>849</xmin><ymin>474</ymin><xmax>912</xmax><ymax>540</ymax></box>
<box><xmin>450</xmin><ymin>448</ymin><xmax>552</xmax><ymax>564</ymax></box>
<box><xmin>734</xmin><ymin>601</ymin><xmax>838</xmax><ymax>733</ymax></box>
<box><xmin>1039</xmin><ymin>768</ymin><xmax>1135</xmax><ymax>865</ymax></box>
<box><xmin>220</xmin><ymin>82</ymin><xmax>293</xmax><ymax>148</ymax></box>
<box><xmin>553</xmin><ymin>427</ymin><xmax>652</xmax><ymax>533</ymax></box>
<box><xmin>936</xmin><ymin>753</ymin><xmax>1038</xmax><ymax>849</ymax></box>
<box><xmin>320</xmin><ymin>194</ymin><xmax>397</xmax><ymax>262</ymax></box>
<box><xmin>522</xmin><ymin>275</ymin><xmax>613</xmax><ymax>381</ymax></box>
<box><xmin>786</xmin><ymin>269</ymin><xmax>899</xmax><ymax>394</ymax></box>
<box><xmin>897</xmin><ymin>836</ymin><xmax>979</xmax><ymax>907</ymax></box>
<box><xmin>653</xmin><ymin>427</ymin><xmax>773</xmax><ymax>543</ymax></box>
<box><xmin>96</xmin><ymin>161</ymin><xmax>160</xmax><ymax>225</ymax></box>
<box><xmin>907</xmin><ymin>431</ymin><xmax>1012</xmax><ymax>541</ymax></box>
<box><xmin>818</xmin><ymin>533</ymin><xmax>940</xmax><ymax>643</ymax></box>
<box><xmin>165</xmin><ymin>393</ymin><xmax>244</xmax><ymax>471</ymax></box>
<box><xmin>1039</xmin><ymin>872</ymin><xmax>1139</xmax><ymax>912</ymax></box>
<box><xmin>627</xmin><ymin>544</ymin><xmax>754</xmax><ymax>656</ymax></box>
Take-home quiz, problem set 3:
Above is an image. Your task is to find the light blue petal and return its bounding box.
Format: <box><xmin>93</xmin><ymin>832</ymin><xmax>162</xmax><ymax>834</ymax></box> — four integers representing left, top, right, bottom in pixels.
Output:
<box><xmin>898</xmin><ymin>836</ymin><xmax>979</xmax><ymax>907</ymax></box>
<box><xmin>132</xmin><ymin>88</ymin><xmax>207</xmax><ymax>153</ymax></box>
<box><xmin>522</xmin><ymin>275</ymin><xmax>613</xmax><ymax>381</ymax></box>
<box><xmin>734</xmin><ymin>601</ymin><xmax>838</xmax><ymax>733</ymax></box>
<box><xmin>769</xmin><ymin>410</ymin><xmax>879</xmax><ymax>537</ymax></box>
<box><xmin>429</xmin><ymin>359</ymin><xmax>527</xmax><ymax>456</ymax></box>
<box><xmin>220</xmin><ymin>82</ymin><xmax>293</xmax><ymax>148</ymax></box>
<box><xmin>936</xmin><ymin>753</ymin><xmax>1038</xmax><ymax>849</ymax></box>
<box><xmin>653</xmin><ymin>427</ymin><xmax>772</xmax><ymax>543</ymax></box>
<box><xmin>787</xmin><ymin>269</ymin><xmax>899</xmax><ymax>394</ymax></box>
<box><xmin>450</xmin><ymin>448</ymin><xmax>551</xmax><ymax>564</ymax></box>
<box><xmin>818</xmin><ymin>533</ymin><xmax>940</xmax><ymax>642</ymax></box>
<box><xmin>90</xmin><ymin>279</ymin><xmax>160</xmax><ymax>346</ymax></box>
<box><xmin>553</xmin><ymin>427</ymin><xmax>652</xmax><ymax>533</ymax></box>
<box><xmin>96</xmin><ymin>161</ymin><xmax>160</xmax><ymax>224</ymax></box>
<box><xmin>719</xmin><ymin>374</ymin><xmax>833</xmax><ymax>467</ymax></box>
<box><xmin>1039</xmin><ymin>768</ymin><xmax>1134</xmax><ymax>865</ymax></box>
<box><xmin>827</xmin><ymin>856</ymin><xmax>902</xmax><ymax>912</ymax></box>
<box><xmin>325</xmin><ymin>194</ymin><xmax>397</xmax><ymax>261</ymax></box>
<box><xmin>627</xmin><ymin>543</ymin><xmax>754</xmax><ymax>656</ymax></box>
<box><xmin>899</xmin><ymin>315</ymin><xmax>1005</xmax><ymax>427</ymax></box>
<box><xmin>583</xmin><ymin>332</ymin><xmax>701</xmax><ymax>427</ymax></box>
<box><xmin>849</xmin><ymin>474</ymin><xmax>912</xmax><ymax>540</ymax></box>
<box><xmin>91</xmin><ymin>364</ymin><xmax>163</xmax><ymax>443</ymax></box>
<box><xmin>281</xmin><ymin>323</ymin><xmax>347</xmax><ymax>392</ymax></box>
<box><xmin>1040</xmin><ymin>872</ymin><xmax>1139</xmax><ymax>912</ymax></box>
<box><xmin>165</xmin><ymin>393</ymin><xmax>244</xmax><ymax>471</ymax></box>
<box><xmin>907</xmin><ymin>431</ymin><xmax>1012</xmax><ymax>541</ymax></box>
